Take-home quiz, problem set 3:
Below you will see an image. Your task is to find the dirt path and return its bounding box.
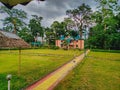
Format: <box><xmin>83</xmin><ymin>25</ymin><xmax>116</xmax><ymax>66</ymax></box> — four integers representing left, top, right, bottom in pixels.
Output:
<box><xmin>25</xmin><ymin>50</ymin><xmax>90</xmax><ymax>90</ymax></box>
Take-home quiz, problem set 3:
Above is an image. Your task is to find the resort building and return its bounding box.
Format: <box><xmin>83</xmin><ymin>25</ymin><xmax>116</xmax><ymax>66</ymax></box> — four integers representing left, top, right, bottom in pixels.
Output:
<box><xmin>56</xmin><ymin>35</ymin><xmax>84</xmax><ymax>49</ymax></box>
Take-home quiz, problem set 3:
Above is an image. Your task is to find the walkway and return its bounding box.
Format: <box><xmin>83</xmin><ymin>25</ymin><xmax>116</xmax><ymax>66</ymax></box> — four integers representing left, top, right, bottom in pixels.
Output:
<box><xmin>26</xmin><ymin>50</ymin><xmax>90</xmax><ymax>90</ymax></box>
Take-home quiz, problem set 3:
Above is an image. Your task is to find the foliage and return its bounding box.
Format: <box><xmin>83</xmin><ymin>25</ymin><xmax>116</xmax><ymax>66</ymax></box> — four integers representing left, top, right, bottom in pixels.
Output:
<box><xmin>87</xmin><ymin>0</ymin><xmax>120</xmax><ymax>50</ymax></box>
<box><xmin>116</xmin><ymin>12</ymin><xmax>120</xmax><ymax>31</ymax></box>
<box><xmin>49</xmin><ymin>45</ymin><xmax>59</xmax><ymax>50</ymax></box>
<box><xmin>51</xmin><ymin>21</ymin><xmax>65</xmax><ymax>39</ymax></box>
<box><xmin>18</xmin><ymin>27</ymin><xmax>34</xmax><ymax>42</ymax></box>
<box><xmin>29</xmin><ymin>15</ymin><xmax>43</xmax><ymax>37</ymax></box>
<box><xmin>50</xmin><ymin>19</ymin><xmax>79</xmax><ymax>45</ymax></box>
<box><xmin>87</xmin><ymin>24</ymin><xmax>120</xmax><ymax>49</ymax></box>
<box><xmin>45</xmin><ymin>27</ymin><xmax>55</xmax><ymax>45</ymax></box>
<box><xmin>0</xmin><ymin>6</ymin><xmax>27</xmax><ymax>34</ymax></box>
<box><xmin>69</xmin><ymin>30</ymin><xmax>78</xmax><ymax>38</ymax></box>
<box><xmin>66</xmin><ymin>3</ymin><xmax>92</xmax><ymax>38</ymax></box>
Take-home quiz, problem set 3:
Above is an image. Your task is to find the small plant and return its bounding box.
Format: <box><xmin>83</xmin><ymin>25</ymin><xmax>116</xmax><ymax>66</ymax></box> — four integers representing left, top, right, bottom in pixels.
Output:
<box><xmin>50</xmin><ymin>45</ymin><xmax>59</xmax><ymax>50</ymax></box>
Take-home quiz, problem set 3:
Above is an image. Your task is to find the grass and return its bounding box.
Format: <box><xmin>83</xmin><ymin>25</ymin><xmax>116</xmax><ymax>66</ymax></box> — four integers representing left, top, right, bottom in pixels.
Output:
<box><xmin>54</xmin><ymin>51</ymin><xmax>120</xmax><ymax>90</ymax></box>
<box><xmin>0</xmin><ymin>49</ymin><xmax>82</xmax><ymax>90</ymax></box>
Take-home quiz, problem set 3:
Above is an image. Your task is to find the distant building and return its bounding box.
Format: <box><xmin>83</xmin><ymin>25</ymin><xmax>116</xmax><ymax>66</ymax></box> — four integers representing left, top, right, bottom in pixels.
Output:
<box><xmin>0</xmin><ymin>30</ymin><xmax>30</xmax><ymax>48</ymax></box>
<box><xmin>56</xmin><ymin>35</ymin><xmax>84</xmax><ymax>49</ymax></box>
<box><xmin>36</xmin><ymin>37</ymin><xmax>42</xmax><ymax>42</ymax></box>
<box><xmin>36</xmin><ymin>36</ymin><xmax>46</xmax><ymax>43</ymax></box>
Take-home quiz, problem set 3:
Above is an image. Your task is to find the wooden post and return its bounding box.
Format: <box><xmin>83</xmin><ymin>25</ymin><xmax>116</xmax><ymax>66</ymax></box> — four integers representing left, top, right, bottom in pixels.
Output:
<box><xmin>18</xmin><ymin>47</ymin><xmax>21</xmax><ymax>76</ymax></box>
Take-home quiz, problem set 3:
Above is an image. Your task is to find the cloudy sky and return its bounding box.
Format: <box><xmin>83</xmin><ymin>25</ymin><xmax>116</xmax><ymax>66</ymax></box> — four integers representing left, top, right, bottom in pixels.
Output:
<box><xmin>0</xmin><ymin>0</ymin><xmax>107</xmax><ymax>28</ymax></box>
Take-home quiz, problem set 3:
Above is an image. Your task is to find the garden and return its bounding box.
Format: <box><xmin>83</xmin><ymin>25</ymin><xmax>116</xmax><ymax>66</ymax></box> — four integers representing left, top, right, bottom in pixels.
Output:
<box><xmin>0</xmin><ymin>49</ymin><xmax>82</xmax><ymax>90</ymax></box>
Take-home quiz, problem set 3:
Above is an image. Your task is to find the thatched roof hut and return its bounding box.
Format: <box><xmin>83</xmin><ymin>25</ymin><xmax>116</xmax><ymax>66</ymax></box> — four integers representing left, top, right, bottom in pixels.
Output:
<box><xmin>0</xmin><ymin>30</ymin><xmax>30</xmax><ymax>48</ymax></box>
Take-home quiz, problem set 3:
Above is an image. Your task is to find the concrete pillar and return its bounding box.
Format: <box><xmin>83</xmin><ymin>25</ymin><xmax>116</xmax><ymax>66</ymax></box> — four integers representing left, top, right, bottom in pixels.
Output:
<box><xmin>56</xmin><ymin>40</ymin><xmax>61</xmax><ymax>48</ymax></box>
<box><xmin>73</xmin><ymin>40</ymin><xmax>76</xmax><ymax>48</ymax></box>
<box><xmin>78</xmin><ymin>40</ymin><xmax>84</xmax><ymax>49</ymax></box>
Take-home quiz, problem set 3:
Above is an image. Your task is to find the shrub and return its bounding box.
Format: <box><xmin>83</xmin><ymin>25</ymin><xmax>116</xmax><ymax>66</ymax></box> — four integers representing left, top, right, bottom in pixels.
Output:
<box><xmin>49</xmin><ymin>45</ymin><xmax>59</xmax><ymax>50</ymax></box>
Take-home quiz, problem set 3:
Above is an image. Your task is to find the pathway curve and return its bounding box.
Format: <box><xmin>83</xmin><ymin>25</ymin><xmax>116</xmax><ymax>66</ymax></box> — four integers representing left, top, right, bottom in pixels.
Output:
<box><xmin>26</xmin><ymin>50</ymin><xmax>90</xmax><ymax>90</ymax></box>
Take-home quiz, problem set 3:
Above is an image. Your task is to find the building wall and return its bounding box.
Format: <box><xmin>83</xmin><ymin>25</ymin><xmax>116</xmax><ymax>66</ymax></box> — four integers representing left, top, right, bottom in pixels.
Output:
<box><xmin>56</xmin><ymin>40</ymin><xmax>84</xmax><ymax>49</ymax></box>
<box><xmin>56</xmin><ymin>40</ymin><xmax>61</xmax><ymax>48</ymax></box>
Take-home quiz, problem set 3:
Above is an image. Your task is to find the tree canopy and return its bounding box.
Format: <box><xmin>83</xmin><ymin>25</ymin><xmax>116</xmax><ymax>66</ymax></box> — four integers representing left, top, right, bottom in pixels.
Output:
<box><xmin>0</xmin><ymin>6</ymin><xmax>27</xmax><ymax>34</ymax></box>
<box><xmin>66</xmin><ymin>3</ymin><xmax>92</xmax><ymax>39</ymax></box>
<box><xmin>87</xmin><ymin>0</ymin><xmax>120</xmax><ymax>50</ymax></box>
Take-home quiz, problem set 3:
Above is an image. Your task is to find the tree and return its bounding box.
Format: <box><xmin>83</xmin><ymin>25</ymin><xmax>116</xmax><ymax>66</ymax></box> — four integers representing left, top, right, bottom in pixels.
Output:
<box><xmin>94</xmin><ymin>0</ymin><xmax>119</xmax><ymax>31</ymax></box>
<box><xmin>28</xmin><ymin>15</ymin><xmax>44</xmax><ymax>43</ymax></box>
<box><xmin>66</xmin><ymin>3</ymin><xmax>92</xmax><ymax>39</ymax></box>
<box><xmin>0</xmin><ymin>6</ymin><xmax>27</xmax><ymax>34</ymax></box>
<box><xmin>69</xmin><ymin>30</ymin><xmax>78</xmax><ymax>39</ymax></box>
<box><xmin>51</xmin><ymin>18</ymin><xmax>78</xmax><ymax>41</ymax></box>
<box><xmin>63</xmin><ymin>18</ymin><xmax>74</xmax><ymax>31</ymax></box>
<box><xmin>116</xmin><ymin>12</ymin><xmax>120</xmax><ymax>31</ymax></box>
<box><xmin>45</xmin><ymin>27</ymin><xmax>55</xmax><ymax>45</ymax></box>
<box><xmin>87</xmin><ymin>0</ymin><xmax>120</xmax><ymax>50</ymax></box>
<box><xmin>51</xmin><ymin>21</ymin><xmax>67</xmax><ymax>39</ymax></box>
<box><xmin>18</xmin><ymin>27</ymin><xmax>34</xmax><ymax>43</ymax></box>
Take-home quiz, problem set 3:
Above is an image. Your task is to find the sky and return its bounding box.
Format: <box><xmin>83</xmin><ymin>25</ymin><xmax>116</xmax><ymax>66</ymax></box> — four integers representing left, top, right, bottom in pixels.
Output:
<box><xmin>0</xmin><ymin>0</ymin><xmax>109</xmax><ymax>28</ymax></box>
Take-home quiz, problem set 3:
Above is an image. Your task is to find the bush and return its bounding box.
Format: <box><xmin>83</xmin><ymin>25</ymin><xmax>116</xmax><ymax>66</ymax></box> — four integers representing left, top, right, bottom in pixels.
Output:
<box><xmin>49</xmin><ymin>45</ymin><xmax>59</xmax><ymax>50</ymax></box>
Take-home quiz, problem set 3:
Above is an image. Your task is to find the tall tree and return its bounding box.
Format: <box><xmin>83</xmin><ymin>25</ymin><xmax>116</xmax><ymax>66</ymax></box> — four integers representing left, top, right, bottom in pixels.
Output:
<box><xmin>0</xmin><ymin>6</ymin><xmax>27</xmax><ymax>34</ymax></box>
<box><xmin>94</xmin><ymin>0</ymin><xmax>120</xmax><ymax>31</ymax></box>
<box><xmin>18</xmin><ymin>27</ymin><xmax>34</xmax><ymax>43</ymax></box>
<box><xmin>116</xmin><ymin>12</ymin><xmax>120</xmax><ymax>31</ymax></box>
<box><xmin>87</xmin><ymin>0</ymin><xmax>120</xmax><ymax>49</ymax></box>
<box><xmin>66</xmin><ymin>3</ymin><xmax>92</xmax><ymax>39</ymax></box>
<box><xmin>45</xmin><ymin>27</ymin><xmax>55</xmax><ymax>45</ymax></box>
<box><xmin>51</xmin><ymin>21</ymin><xmax>67</xmax><ymax>39</ymax></box>
<box><xmin>29</xmin><ymin>15</ymin><xmax>44</xmax><ymax>42</ymax></box>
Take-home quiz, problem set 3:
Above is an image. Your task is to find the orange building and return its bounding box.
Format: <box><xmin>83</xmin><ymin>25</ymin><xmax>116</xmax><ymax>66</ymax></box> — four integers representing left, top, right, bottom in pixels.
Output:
<box><xmin>56</xmin><ymin>40</ymin><xmax>84</xmax><ymax>49</ymax></box>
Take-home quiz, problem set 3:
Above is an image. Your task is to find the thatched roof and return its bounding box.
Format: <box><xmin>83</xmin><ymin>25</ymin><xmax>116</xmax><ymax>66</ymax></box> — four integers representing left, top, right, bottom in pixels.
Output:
<box><xmin>0</xmin><ymin>0</ymin><xmax>45</xmax><ymax>9</ymax></box>
<box><xmin>0</xmin><ymin>30</ymin><xmax>31</xmax><ymax>48</ymax></box>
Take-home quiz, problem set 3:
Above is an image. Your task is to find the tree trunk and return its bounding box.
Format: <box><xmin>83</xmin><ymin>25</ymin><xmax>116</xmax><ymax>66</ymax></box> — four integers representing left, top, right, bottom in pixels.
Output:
<box><xmin>13</xmin><ymin>24</ymin><xmax>17</xmax><ymax>34</ymax></box>
<box><xmin>12</xmin><ymin>18</ymin><xmax>17</xmax><ymax>34</ymax></box>
<box><xmin>104</xmin><ymin>24</ymin><xmax>106</xmax><ymax>49</ymax></box>
<box><xmin>42</xmin><ymin>36</ymin><xmax>43</xmax><ymax>44</ymax></box>
<box><xmin>104</xmin><ymin>24</ymin><xmax>106</xmax><ymax>31</ymax></box>
<box><xmin>79</xmin><ymin>25</ymin><xmax>83</xmax><ymax>39</ymax></box>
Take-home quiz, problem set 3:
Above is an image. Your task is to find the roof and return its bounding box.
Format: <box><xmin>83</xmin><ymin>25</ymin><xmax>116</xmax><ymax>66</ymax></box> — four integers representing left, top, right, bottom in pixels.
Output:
<box><xmin>0</xmin><ymin>30</ymin><xmax>30</xmax><ymax>48</ymax></box>
<box><xmin>0</xmin><ymin>30</ymin><xmax>20</xmax><ymax>39</ymax></box>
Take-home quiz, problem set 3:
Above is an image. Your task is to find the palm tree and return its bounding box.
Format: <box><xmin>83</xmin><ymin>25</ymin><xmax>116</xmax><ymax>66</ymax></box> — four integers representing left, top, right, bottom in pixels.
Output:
<box><xmin>0</xmin><ymin>6</ymin><xmax>27</xmax><ymax>34</ymax></box>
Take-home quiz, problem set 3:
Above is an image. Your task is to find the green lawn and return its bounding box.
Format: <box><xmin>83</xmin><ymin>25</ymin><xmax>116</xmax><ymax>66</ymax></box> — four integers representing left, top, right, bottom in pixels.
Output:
<box><xmin>54</xmin><ymin>51</ymin><xmax>120</xmax><ymax>90</ymax></box>
<box><xmin>0</xmin><ymin>49</ymin><xmax>82</xmax><ymax>90</ymax></box>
